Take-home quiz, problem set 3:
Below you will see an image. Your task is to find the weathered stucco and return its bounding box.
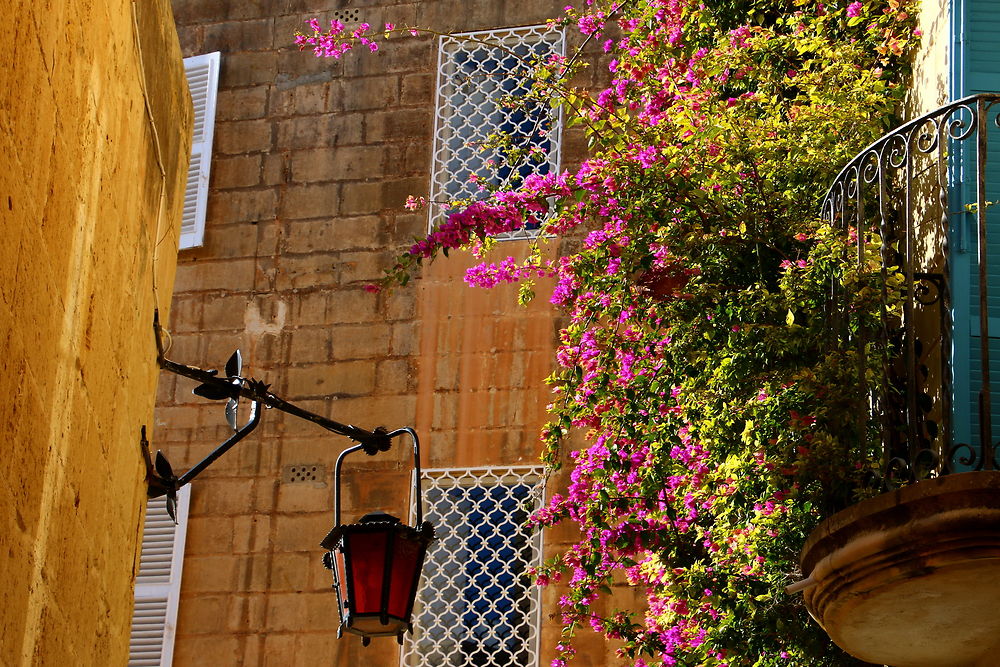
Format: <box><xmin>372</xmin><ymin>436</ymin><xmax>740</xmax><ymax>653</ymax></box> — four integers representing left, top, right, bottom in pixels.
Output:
<box><xmin>0</xmin><ymin>1</ymin><xmax>191</xmax><ymax>664</ymax></box>
<box><xmin>155</xmin><ymin>1</ymin><xmax>622</xmax><ymax>664</ymax></box>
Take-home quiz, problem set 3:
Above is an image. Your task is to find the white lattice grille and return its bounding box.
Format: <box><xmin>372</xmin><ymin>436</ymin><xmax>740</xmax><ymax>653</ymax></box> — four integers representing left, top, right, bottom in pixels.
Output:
<box><xmin>401</xmin><ymin>467</ymin><xmax>546</xmax><ymax>667</ymax></box>
<box><xmin>430</xmin><ymin>26</ymin><xmax>564</xmax><ymax>240</ymax></box>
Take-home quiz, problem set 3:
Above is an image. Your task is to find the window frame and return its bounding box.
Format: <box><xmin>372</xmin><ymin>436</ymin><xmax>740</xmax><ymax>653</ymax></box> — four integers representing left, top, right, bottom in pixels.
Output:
<box><xmin>401</xmin><ymin>466</ymin><xmax>546</xmax><ymax>667</ymax></box>
<box><xmin>429</xmin><ymin>26</ymin><xmax>565</xmax><ymax>241</ymax></box>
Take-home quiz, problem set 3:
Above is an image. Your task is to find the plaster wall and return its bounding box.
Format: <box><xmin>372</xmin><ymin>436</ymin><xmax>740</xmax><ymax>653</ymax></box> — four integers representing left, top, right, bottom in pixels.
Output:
<box><xmin>907</xmin><ymin>0</ymin><xmax>950</xmax><ymax>116</ymax></box>
<box><xmin>0</xmin><ymin>1</ymin><xmax>190</xmax><ymax>664</ymax></box>
<box><xmin>904</xmin><ymin>0</ymin><xmax>956</xmax><ymax>452</ymax></box>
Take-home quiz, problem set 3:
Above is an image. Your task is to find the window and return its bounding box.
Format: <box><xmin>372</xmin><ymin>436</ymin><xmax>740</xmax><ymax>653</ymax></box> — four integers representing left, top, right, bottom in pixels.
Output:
<box><xmin>179</xmin><ymin>52</ymin><xmax>220</xmax><ymax>250</ymax></box>
<box><xmin>128</xmin><ymin>487</ymin><xmax>190</xmax><ymax>666</ymax></box>
<box><xmin>401</xmin><ymin>467</ymin><xmax>546</xmax><ymax>667</ymax></box>
<box><xmin>430</xmin><ymin>27</ymin><xmax>564</xmax><ymax>240</ymax></box>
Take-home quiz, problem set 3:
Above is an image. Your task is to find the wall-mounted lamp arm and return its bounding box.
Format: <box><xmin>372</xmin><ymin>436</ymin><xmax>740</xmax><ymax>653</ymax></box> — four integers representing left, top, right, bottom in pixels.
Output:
<box><xmin>153</xmin><ymin>309</ymin><xmax>388</xmax><ymax>449</ymax></box>
<box><xmin>176</xmin><ymin>396</ymin><xmax>264</xmax><ymax>487</ymax></box>
<box><xmin>148</xmin><ymin>310</ymin><xmax>418</xmax><ymax>532</ymax></box>
<box><xmin>140</xmin><ymin>395</ymin><xmax>264</xmax><ymax>522</ymax></box>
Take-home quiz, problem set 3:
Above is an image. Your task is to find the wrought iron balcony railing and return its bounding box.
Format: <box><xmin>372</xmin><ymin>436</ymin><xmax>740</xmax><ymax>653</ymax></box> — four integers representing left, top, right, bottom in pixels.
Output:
<box><xmin>822</xmin><ymin>93</ymin><xmax>1000</xmax><ymax>485</ymax></box>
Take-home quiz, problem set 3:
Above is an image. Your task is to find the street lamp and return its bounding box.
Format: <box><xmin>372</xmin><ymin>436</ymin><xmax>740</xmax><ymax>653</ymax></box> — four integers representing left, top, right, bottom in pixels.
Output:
<box><xmin>321</xmin><ymin>428</ymin><xmax>434</xmax><ymax>645</ymax></box>
<box><xmin>148</xmin><ymin>313</ymin><xmax>435</xmax><ymax>645</ymax></box>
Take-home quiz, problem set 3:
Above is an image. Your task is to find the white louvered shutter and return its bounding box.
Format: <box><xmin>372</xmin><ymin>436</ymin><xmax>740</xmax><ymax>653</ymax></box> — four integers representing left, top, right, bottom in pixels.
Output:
<box><xmin>179</xmin><ymin>52</ymin><xmax>220</xmax><ymax>250</ymax></box>
<box><xmin>129</xmin><ymin>486</ymin><xmax>190</xmax><ymax>666</ymax></box>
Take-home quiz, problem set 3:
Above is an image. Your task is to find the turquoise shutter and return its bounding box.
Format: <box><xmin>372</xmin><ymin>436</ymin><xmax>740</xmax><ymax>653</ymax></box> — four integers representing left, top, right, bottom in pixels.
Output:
<box><xmin>950</xmin><ymin>0</ymin><xmax>1000</xmax><ymax>467</ymax></box>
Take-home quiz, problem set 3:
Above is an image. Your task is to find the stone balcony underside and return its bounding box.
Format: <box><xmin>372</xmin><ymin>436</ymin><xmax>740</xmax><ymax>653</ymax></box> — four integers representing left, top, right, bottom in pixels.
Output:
<box><xmin>799</xmin><ymin>472</ymin><xmax>1000</xmax><ymax>667</ymax></box>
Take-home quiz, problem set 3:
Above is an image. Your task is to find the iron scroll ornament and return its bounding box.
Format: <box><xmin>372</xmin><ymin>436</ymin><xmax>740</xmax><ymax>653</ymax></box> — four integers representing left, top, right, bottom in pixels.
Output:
<box><xmin>820</xmin><ymin>93</ymin><xmax>1000</xmax><ymax>487</ymax></box>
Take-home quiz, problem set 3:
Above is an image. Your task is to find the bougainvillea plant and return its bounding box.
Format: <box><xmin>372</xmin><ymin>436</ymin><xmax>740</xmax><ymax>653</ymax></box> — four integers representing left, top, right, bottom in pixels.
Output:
<box><xmin>299</xmin><ymin>1</ymin><xmax>916</xmax><ymax>664</ymax></box>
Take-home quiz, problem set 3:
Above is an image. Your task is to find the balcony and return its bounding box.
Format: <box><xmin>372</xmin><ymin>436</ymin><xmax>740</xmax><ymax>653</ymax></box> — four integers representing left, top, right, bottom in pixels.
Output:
<box><xmin>798</xmin><ymin>94</ymin><xmax>1000</xmax><ymax>666</ymax></box>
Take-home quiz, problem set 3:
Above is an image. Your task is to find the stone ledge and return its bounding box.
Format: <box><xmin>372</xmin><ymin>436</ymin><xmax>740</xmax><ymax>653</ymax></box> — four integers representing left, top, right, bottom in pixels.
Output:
<box><xmin>799</xmin><ymin>471</ymin><xmax>1000</xmax><ymax>667</ymax></box>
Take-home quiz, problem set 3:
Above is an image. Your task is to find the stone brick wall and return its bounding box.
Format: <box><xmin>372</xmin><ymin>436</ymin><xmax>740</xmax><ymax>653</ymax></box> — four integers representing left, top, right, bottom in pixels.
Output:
<box><xmin>0</xmin><ymin>1</ymin><xmax>190</xmax><ymax>664</ymax></box>
<box><xmin>162</xmin><ymin>1</ymin><xmax>611</xmax><ymax>664</ymax></box>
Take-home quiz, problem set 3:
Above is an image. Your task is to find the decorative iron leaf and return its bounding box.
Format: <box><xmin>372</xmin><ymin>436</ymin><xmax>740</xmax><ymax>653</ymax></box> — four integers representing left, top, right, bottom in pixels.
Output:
<box><xmin>193</xmin><ymin>382</ymin><xmax>234</xmax><ymax>401</ymax></box>
<box><xmin>225</xmin><ymin>397</ymin><xmax>238</xmax><ymax>431</ymax></box>
<box><xmin>154</xmin><ymin>450</ymin><xmax>175</xmax><ymax>481</ymax></box>
<box><xmin>225</xmin><ymin>349</ymin><xmax>242</xmax><ymax>379</ymax></box>
<box><xmin>165</xmin><ymin>493</ymin><xmax>177</xmax><ymax>523</ymax></box>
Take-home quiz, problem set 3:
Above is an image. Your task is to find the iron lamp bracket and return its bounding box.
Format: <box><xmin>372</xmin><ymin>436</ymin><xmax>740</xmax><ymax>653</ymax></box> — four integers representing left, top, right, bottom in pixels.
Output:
<box><xmin>146</xmin><ymin>309</ymin><xmax>409</xmax><ymax>520</ymax></box>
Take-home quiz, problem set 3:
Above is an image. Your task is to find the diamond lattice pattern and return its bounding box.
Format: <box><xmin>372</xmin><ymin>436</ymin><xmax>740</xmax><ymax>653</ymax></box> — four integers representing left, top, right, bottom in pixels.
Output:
<box><xmin>401</xmin><ymin>467</ymin><xmax>546</xmax><ymax>666</ymax></box>
<box><xmin>430</xmin><ymin>27</ymin><xmax>564</xmax><ymax>240</ymax></box>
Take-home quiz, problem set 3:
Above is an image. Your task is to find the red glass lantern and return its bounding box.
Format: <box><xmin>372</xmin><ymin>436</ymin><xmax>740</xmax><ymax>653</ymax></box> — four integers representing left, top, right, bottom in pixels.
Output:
<box><xmin>321</xmin><ymin>428</ymin><xmax>434</xmax><ymax>645</ymax></box>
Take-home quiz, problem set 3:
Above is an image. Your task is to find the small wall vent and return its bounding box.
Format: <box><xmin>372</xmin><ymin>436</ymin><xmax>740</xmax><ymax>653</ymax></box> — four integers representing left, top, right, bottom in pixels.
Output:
<box><xmin>331</xmin><ymin>8</ymin><xmax>362</xmax><ymax>26</ymax></box>
<box><xmin>283</xmin><ymin>464</ymin><xmax>326</xmax><ymax>484</ymax></box>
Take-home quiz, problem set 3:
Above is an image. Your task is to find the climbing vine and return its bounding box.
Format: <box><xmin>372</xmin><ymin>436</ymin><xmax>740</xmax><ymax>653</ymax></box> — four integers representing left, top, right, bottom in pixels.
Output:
<box><xmin>299</xmin><ymin>1</ymin><xmax>917</xmax><ymax>664</ymax></box>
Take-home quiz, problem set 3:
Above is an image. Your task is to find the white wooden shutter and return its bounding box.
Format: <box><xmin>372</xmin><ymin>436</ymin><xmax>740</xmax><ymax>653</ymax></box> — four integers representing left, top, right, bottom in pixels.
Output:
<box><xmin>129</xmin><ymin>486</ymin><xmax>191</xmax><ymax>666</ymax></box>
<box><xmin>179</xmin><ymin>52</ymin><xmax>220</xmax><ymax>250</ymax></box>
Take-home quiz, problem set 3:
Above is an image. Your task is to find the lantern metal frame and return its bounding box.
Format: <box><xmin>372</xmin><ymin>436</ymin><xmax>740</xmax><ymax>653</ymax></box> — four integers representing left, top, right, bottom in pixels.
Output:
<box><xmin>320</xmin><ymin>428</ymin><xmax>435</xmax><ymax>645</ymax></box>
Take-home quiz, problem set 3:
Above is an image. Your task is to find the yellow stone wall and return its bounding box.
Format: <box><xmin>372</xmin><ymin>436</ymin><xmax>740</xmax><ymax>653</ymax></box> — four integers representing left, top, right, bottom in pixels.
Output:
<box><xmin>0</xmin><ymin>1</ymin><xmax>191</xmax><ymax>664</ymax></box>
